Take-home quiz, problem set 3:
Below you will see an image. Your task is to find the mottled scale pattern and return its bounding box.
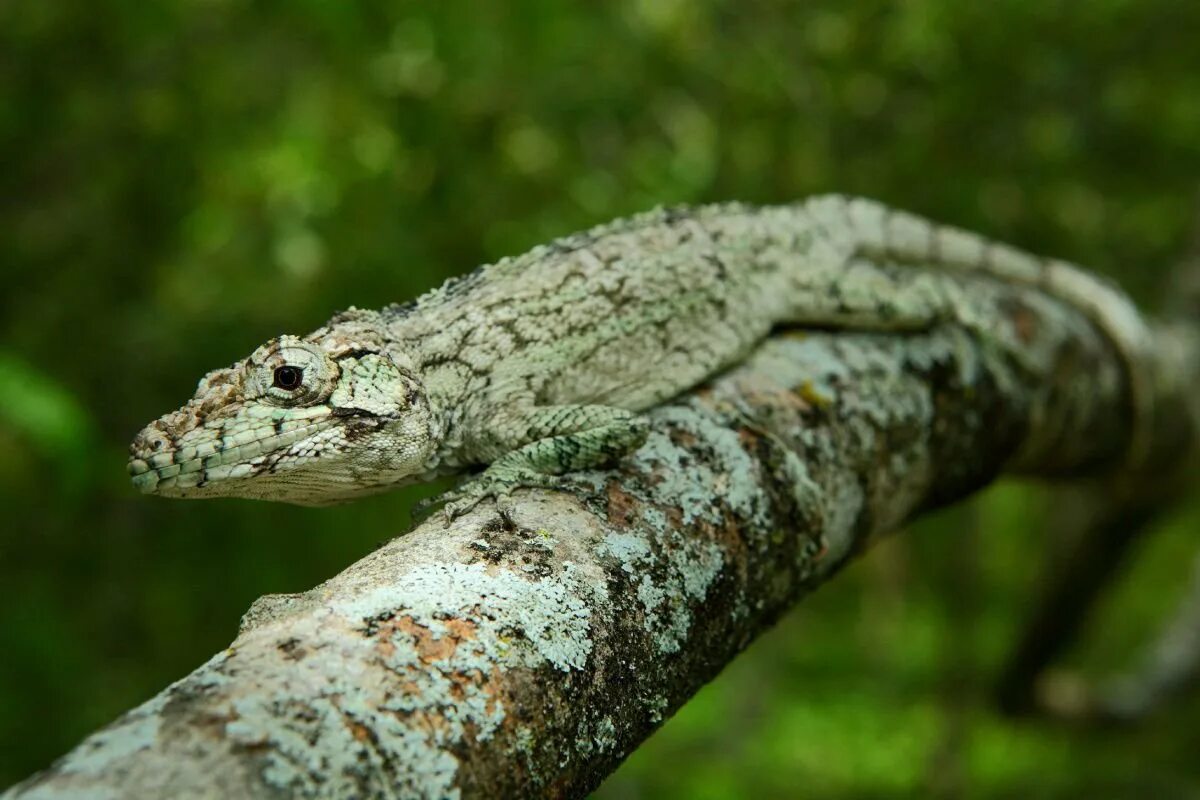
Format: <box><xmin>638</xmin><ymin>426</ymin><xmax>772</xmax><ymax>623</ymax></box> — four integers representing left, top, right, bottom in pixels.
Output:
<box><xmin>129</xmin><ymin>195</ymin><xmax>1154</xmax><ymax>509</ymax></box>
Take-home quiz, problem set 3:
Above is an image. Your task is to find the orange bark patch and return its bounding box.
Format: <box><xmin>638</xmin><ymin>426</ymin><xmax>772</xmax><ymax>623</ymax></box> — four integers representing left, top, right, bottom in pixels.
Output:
<box><xmin>348</xmin><ymin>719</ymin><xmax>373</xmax><ymax>743</ymax></box>
<box><xmin>376</xmin><ymin>615</ymin><xmax>479</xmax><ymax>664</ymax></box>
<box><xmin>605</xmin><ymin>481</ymin><xmax>638</xmax><ymax>526</ymax></box>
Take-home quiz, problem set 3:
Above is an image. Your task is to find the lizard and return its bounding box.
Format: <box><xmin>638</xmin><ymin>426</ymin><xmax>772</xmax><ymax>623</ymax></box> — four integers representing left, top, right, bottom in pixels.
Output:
<box><xmin>128</xmin><ymin>195</ymin><xmax>1156</xmax><ymax>518</ymax></box>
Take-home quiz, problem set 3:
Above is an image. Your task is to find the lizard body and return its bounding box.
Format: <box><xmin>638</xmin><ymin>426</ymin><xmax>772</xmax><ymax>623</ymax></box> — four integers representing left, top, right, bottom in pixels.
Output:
<box><xmin>129</xmin><ymin>195</ymin><xmax>1154</xmax><ymax>512</ymax></box>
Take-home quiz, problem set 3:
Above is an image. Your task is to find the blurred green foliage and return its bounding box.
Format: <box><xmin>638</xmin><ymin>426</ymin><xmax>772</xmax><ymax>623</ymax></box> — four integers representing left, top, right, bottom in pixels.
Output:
<box><xmin>2</xmin><ymin>0</ymin><xmax>1199</xmax><ymax>794</ymax></box>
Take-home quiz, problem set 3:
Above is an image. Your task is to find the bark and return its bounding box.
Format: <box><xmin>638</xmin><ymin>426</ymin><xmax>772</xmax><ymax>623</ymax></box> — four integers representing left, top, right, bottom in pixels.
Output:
<box><xmin>5</xmin><ymin>281</ymin><xmax>1197</xmax><ymax>800</ymax></box>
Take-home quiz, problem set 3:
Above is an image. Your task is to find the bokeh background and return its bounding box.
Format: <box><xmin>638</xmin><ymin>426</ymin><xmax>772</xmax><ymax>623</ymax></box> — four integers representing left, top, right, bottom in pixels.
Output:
<box><xmin>3</xmin><ymin>1</ymin><xmax>1199</xmax><ymax>795</ymax></box>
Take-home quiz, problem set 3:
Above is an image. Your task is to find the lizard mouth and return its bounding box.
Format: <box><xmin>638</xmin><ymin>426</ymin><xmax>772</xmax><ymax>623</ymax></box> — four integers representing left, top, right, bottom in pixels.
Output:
<box><xmin>128</xmin><ymin>416</ymin><xmax>336</xmax><ymax>495</ymax></box>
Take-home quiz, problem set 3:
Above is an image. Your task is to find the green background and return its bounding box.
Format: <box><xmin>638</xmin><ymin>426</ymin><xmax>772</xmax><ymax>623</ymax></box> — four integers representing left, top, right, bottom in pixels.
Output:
<box><xmin>2</xmin><ymin>1</ymin><xmax>1199</xmax><ymax>795</ymax></box>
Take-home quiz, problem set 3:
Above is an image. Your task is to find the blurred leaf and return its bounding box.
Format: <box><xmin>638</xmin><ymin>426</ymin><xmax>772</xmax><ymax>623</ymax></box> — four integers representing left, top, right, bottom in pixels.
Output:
<box><xmin>0</xmin><ymin>350</ymin><xmax>98</xmax><ymax>492</ymax></box>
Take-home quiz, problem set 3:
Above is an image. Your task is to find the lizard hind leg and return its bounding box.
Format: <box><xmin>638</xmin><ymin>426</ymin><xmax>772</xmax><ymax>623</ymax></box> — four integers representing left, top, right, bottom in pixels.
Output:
<box><xmin>432</xmin><ymin>404</ymin><xmax>650</xmax><ymax>521</ymax></box>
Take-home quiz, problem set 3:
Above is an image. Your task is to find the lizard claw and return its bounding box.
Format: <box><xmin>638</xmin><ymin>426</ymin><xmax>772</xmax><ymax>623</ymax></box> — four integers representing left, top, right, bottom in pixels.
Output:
<box><xmin>411</xmin><ymin>467</ymin><xmax>558</xmax><ymax>526</ymax></box>
<box><xmin>408</xmin><ymin>493</ymin><xmax>479</xmax><ymax>528</ymax></box>
<box><xmin>441</xmin><ymin>493</ymin><xmax>486</xmax><ymax>523</ymax></box>
<box><xmin>441</xmin><ymin>477</ymin><xmax>524</xmax><ymax>522</ymax></box>
<box><xmin>410</xmin><ymin>482</ymin><xmax>512</xmax><ymax>527</ymax></box>
<box><xmin>410</xmin><ymin>492</ymin><xmax>447</xmax><ymax>524</ymax></box>
<box><xmin>443</xmin><ymin>491</ymin><xmax>518</xmax><ymax>525</ymax></box>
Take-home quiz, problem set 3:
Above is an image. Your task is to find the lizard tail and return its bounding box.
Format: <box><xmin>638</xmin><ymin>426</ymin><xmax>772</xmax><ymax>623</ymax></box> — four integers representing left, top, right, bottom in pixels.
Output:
<box><xmin>801</xmin><ymin>193</ymin><xmax>1157</xmax><ymax>470</ymax></box>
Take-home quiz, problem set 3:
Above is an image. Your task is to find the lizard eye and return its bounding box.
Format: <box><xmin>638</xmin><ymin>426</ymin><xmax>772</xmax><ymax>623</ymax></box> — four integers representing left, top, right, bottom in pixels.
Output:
<box><xmin>249</xmin><ymin>337</ymin><xmax>337</xmax><ymax>407</ymax></box>
<box><xmin>272</xmin><ymin>365</ymin><xmax>304</xmax><ymax>391</ymax></box>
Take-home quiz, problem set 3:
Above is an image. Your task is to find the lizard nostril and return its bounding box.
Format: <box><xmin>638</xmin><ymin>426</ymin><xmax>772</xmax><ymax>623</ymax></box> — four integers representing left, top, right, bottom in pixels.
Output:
<box><xmin>152</xmin><ymin>439</ymin><xmax>164</xmax><ymax>451</ymax></box>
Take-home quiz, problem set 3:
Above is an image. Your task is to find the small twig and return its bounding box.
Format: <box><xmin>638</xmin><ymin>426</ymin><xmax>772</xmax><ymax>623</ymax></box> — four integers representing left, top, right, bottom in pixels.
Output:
<box><xmin>1097</xmin><ymin>550</ymin><xmax>1200</xmax><ymax>720</ymax></box>
<box><xmin>994</xmin><ymin>487</ymin><xmax>1162</xmax><ymax>719</ymax></box>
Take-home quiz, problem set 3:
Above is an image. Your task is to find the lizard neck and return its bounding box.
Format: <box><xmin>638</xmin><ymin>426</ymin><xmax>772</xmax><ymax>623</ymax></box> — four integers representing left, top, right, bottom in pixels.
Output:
<box><xmin>382</xmin><ymin>315</ymin><xmax>486</xmax><ymax>475</ymax></box>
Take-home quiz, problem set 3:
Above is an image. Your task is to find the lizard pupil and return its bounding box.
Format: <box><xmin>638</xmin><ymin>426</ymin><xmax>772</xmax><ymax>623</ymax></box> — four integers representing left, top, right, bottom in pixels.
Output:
<box><xmin>273</xmin><ymin>365</ymin><xmax>304</xmax><ymax>391</ymax></box>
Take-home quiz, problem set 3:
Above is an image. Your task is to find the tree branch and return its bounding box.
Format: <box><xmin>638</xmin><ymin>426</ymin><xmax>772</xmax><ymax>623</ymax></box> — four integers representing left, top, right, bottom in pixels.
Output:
<box><xmin>6</xmin><ymin>279</ymin><xmax>1197</xmax><ymax>800</ymax></box>
<box><xmin>996</xmin><ymin>196</ymin><xmax>1200</xmax><ymax>720</ymax></box>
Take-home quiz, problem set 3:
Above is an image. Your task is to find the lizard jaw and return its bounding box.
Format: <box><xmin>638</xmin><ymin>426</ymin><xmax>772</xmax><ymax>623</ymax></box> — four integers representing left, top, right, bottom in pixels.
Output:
<box><xmin>128</xmin><ymin>413</ymin><xmax>339</xmax><ymax>499</ymax></box>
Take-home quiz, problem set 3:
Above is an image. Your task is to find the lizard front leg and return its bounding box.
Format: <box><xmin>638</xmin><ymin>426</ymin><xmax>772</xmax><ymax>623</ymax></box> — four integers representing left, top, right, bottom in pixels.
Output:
<box><xmin>425</xmin><ymin>404</ymin><xmax>650</xmax><ymax>520</ymax></box>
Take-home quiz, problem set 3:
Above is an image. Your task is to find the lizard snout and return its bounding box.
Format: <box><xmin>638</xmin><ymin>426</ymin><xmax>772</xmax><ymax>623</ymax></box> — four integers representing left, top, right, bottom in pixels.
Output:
<box><xmin>127</xmin><ymin>421</ymin><xmax>175</xmax><ymax>492</ymax></box>
<box><xmin>129</xmin><ymin>421</ymin><xmax>172</xmax><ymax>459</ymax></box>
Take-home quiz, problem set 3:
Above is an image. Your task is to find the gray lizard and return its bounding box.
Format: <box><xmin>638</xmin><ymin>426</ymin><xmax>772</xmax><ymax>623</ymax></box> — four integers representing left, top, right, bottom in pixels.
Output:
<box><xmin>128</xmin><ymin>195</ymin><xmax>1155</xmax><ymax>517</ymax></box>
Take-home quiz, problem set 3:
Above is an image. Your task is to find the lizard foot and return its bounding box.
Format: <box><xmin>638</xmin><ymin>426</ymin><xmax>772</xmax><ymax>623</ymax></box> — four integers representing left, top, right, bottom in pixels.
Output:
<box><xmin>413</xmin><ymin>466</ymin><xmax>565</xmax><ymax>526</ymax></box>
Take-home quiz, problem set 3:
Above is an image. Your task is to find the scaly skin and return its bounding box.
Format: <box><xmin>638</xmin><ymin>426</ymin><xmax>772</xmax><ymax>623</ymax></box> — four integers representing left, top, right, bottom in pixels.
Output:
<box><xmin>129</xmin><ymin>195</ymin><xmax>1155</xmax><ymax>514</ymax></box>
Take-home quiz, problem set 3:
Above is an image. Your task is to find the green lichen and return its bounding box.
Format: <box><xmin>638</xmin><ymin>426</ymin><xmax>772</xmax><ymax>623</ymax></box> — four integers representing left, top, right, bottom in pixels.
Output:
<box><xmin>344</xmin><ymin>562</ymin><xmax>597</xmax><ymax>671</ymax></box>
<box><xmin>596</xmin><ymin>474</ymin><xmax>725</xmax><ymax>653</ymax></box>
<box><xmin>635</xmin><ymin>407</ymin><xmax>775</xmax><ymax>528</ymax></box>
<box><xmin>645</xmin><ymin>694</ymin><xmax>669</xmax><ymax>724</ymax></box>
<box><xmin>575</xmin><ymin>715</ymin><xmax>618</xmax><ymax>757</ymax></box>
<box><xmin>51</xmin><ymin>694</ymin><xmax>168</xmax><ymax>780</ymax></box>
<box><xmin>215</xmin><ymin>554</ymin><xmax>609</xmax><ymax>799</ymax></box>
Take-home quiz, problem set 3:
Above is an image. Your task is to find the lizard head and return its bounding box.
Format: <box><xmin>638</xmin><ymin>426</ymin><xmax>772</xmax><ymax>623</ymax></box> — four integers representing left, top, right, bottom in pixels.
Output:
<box><xmin>128</xmin><ymin>312</ymin><xmax>438</xmax><ymax>505</ymax></box>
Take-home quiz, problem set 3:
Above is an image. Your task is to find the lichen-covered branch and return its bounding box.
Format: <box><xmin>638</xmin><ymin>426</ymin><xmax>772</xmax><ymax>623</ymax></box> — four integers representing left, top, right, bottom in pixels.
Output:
<box><xmin>6</xmin><ymin>282</ymin><xmax>1197</xmax><ymax>800</ymax></box>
